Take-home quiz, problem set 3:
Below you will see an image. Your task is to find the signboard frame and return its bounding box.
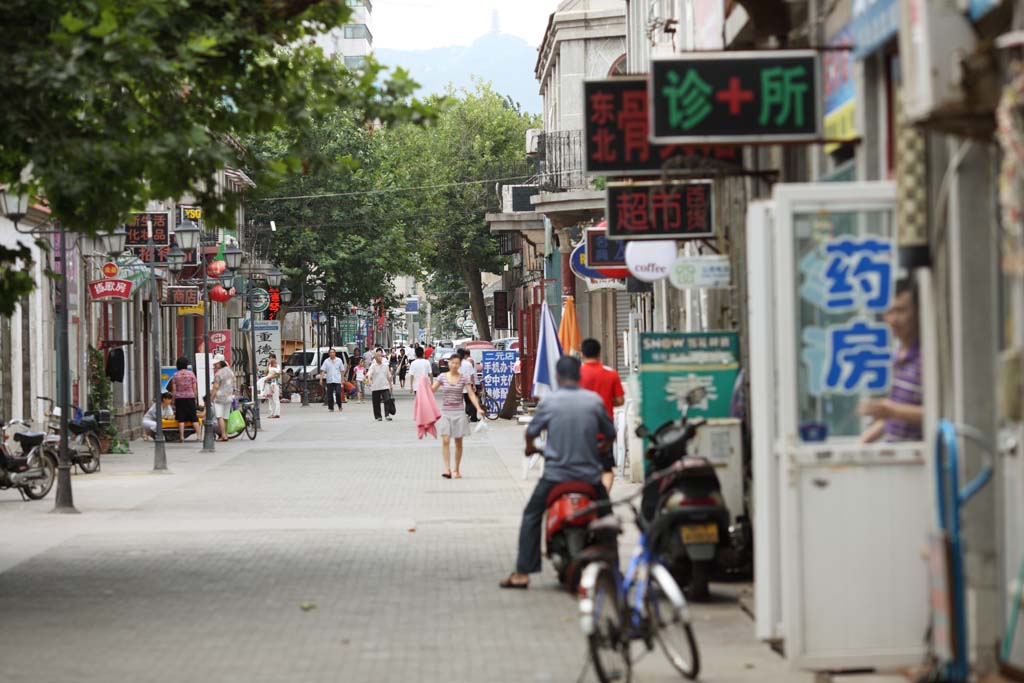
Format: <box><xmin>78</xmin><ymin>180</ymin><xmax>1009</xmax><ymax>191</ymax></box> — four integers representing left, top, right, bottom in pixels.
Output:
<box><xmin>584</xmin><ymin>77</ymin><xmax>742</xmax><ymax>176</ymax></box>
<box><xmin>585</xmin><ymin>227</ymin><xmax>627</xmax><ymax>268</ymax></box>
<box><xmin>605</xmin><ymin>179</ymin><xmax>715</xmax><ymax>241</ymax></box>
<box><xmin>649</xmin><ymin>50</ymin><xmax>823</xmax><ymax>145</ymax></box>
<box><xmin>162</xmin><ymin>286</ymin><xmax>201</xmax><ymax>307</ymax></box>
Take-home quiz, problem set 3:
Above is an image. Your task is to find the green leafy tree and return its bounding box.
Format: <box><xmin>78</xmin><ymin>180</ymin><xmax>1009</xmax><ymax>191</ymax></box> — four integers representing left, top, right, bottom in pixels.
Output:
<box><xmin>381</xmin><ymin>84</ymin><xmax>540</xmax><ymax>340</ymax></box>
<box><xmin>0</xmin><ymin>0</ymin><xmax>433</xmax><ymax>314</ymax></box>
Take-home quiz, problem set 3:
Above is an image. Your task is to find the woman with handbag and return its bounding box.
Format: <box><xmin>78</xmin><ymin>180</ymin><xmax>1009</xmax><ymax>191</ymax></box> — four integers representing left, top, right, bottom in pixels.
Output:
<box><xmin>431</xmin><ymin>353</ymin><xmax>484</xmax><ymax>479</ymax></box>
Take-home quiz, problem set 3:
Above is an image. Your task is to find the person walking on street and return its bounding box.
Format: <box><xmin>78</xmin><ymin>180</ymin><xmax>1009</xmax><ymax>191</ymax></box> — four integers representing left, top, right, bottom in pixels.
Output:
<box><xmin>210</xmin><ymin>355</ymin><xmax>234</xmax><ymax>442</ymax></box>
<box><xmin>457</xmin><ymin>348</ymin><xmax>480</xmax><ymax>422</ymax></box>
<box><xmin>167</xmin><ymin>356</ymin><xmax>199</xmax><ymax>442</ymax></box>
<box><xmin>500</xmin><ymin>356</ymin><xmax>615</xmax><ymax>589</ymax></box>
<box><xmin>408</xmin><ymin>346</ymin><xmax>432</xmax><ymax>396</ymax></box>
<box><xmin>265</xmin><ymin>354</ymin><xmax>282</xmax><ymax>418</ymax></box>
<box><xmin>354</xmin><ymin>359</ymin><xmax>367</xmax><ymax>403</ymax></box>
<box><xmin>367</xmin><ymin>349</ymin><xmax>393</xmax><ymax>422</ymax></box>
<box><xmin>424</xmin><ymin>343</ymin><xmax>435</xmax><ymax>361</ymax></box>
<box><xmin>319</xmin><ymin>347</ymin><xmax>345</xmax><ymax>414</ymax></box>
<box><xmin>397</xmin><ymin>348</ymin><xmax>410</xmax><ymax>389</ymax></box>
<box><xmin>388</xmin><ymin>348</ymin><xmax>399</xmax><ymax>384</ymax></box>
<box><xmin>431</xmin><ymin>353</ymin><xmax>484</xmax><ymax>479</ymax></box>
<box><xmin>579</xmin><ymin>338</ymin><xmax>625</xmax><ymax>493</ymax></box>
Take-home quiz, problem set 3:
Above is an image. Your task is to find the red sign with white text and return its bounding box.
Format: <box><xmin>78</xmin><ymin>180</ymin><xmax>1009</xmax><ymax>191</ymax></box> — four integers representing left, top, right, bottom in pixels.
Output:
<box><xmin>89</xmin><ymin>279</ymin><xmax>133</xmax><ymax>300</ymax></box>
<box><xmin>209</xmin><ymin>330</ymin><xmax>231</xmax><ymax>364</ymax></box>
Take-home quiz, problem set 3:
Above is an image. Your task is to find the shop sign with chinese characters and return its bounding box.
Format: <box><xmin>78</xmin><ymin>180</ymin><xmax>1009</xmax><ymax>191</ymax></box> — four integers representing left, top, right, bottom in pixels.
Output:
<box><xmin>209</xmin><ymin>330</ymin><xmax>232</xmax><ymax>364</ymax></box>
<box><xmin>606</xmin><ymin>180</ymin><xmax>714</xmax><ymax>240</ymax></box>
<box><xmin>88</xmin><ymin>279</ymin><xmax>133</xmax><ymax>300</ymax></box>
<box><xmin>823</xmin><ymin>27</ymin><xmax>857</xmax><ymax>152</ymax></box>
<box><xmin>650</xmin><ymin>51</ymin><xmax>821</xmax><ymax>143</ymax></box>
<box><xmin>799</xmin><ymin>236</ymin><xmax>895</xmax><ymax>396</ymax></box>
<box><xmin>639</xmin><ymin>331</ymin><xmax>739</xmax><ymax>429</ymax></box>
<box><xmin>668</xmin><ymin>255</ymin><xmax>731</xmax><ymax>289</ymax></box>
<box><xmin>585</xmin><ymin>228</ymin><xmax>626</xmax><ymax>268</ymax></box>
<box><xmin>266</xmin><ymin>287</ymin><xmax>282</xmax><ymax>320</ymax></box>
<box><xmin>584</xmin><ymin>78</ymin><xmax>741</xmax><ymax>175</ymax></box>
<box><xmin>481</xmin><ymin>350</ymin><xmax>518</xmax><ymax>406</ymax></box>
<box><xmin>163</xmin><ymin>286</ymin><xmax>200</xmax><ymax>307</ymax></box>
<box><xmin>249</xmin><ymin>320</ymin><xmax>281</xmax><ymax>373</ymax></box>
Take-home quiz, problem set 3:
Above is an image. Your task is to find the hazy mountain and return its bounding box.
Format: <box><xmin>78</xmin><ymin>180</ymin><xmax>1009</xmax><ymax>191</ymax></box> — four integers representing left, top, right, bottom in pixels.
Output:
<box><xmin>376</xmin><ymin>32</ymin><xmax>542</xmax><ymax>114</ymax></box>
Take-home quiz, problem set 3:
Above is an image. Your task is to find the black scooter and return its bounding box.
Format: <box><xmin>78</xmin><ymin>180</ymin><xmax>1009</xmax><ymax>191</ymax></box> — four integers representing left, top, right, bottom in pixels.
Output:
<box><xmin>0</xmin><ymin>419</ymin><xmax>57</xmax><ymax>500</ymax></box>
<box><xmin>39</xmin><ymin>397</ymin><xmax>104</xmax><ymax>474</ymax></box>
<box><xmin>637</xmin><ymin>387</ymin><xmax>751</xmax><ymax>600</ymax></box>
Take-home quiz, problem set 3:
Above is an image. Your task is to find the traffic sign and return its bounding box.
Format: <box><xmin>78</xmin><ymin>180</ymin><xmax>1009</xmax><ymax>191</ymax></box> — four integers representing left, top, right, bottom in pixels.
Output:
<box><xmin>248</xmin><ymin>287</ymin><xmax>270</xmax><ymax>313</ymax></box>
<box><xmin>461</xmin><ymin>319</ymin><xmax>476</xmax><ymax>336</ymax></box>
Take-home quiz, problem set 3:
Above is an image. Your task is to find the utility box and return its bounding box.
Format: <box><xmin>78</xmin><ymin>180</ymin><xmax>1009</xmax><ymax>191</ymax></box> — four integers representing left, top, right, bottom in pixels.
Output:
<box><xmin>694</xmin><ymin>418</ymin><xmax>744</xmax><ymax>520</ymax></box>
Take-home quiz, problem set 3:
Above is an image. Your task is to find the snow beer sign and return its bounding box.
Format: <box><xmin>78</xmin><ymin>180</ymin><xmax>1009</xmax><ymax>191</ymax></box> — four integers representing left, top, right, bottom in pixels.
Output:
<box><xmin>584</xmin><ymin>78</ymin><xmax>741</xmax><ymax>175</ymax></box>
<box><xmin>605</xmin><ymin>180</ymin><xmax>714</xmax><ymax>241</ymax></box>
<box><xmin>650</xmin><ymin>51</ymin><xmax>821</xmax><ymax>143</ymax></box>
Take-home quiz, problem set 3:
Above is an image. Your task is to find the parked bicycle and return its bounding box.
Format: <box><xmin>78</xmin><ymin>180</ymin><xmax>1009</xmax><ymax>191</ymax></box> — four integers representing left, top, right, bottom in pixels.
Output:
<box><xmin>476</xmin><ymin>383</ymin><xmax>502</xmax><ymax>421</ymax></box>
<box><xmin>38</xmin><ymin>396</ymin><xmax>102</xmax><ymax>473</ymax></box>
<box><xmin>577</xmin><ymin>467</ymin><xmax>700</xmax><ymax>683</ymax></box>
<box><xmin>227</xmin><ymin>399</ymin><xmax>258</xmax><ymax>441</ymax></box>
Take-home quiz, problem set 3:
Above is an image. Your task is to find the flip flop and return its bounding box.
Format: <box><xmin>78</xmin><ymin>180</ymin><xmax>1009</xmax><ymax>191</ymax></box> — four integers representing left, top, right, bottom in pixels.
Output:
<box><xmin>453</xmin><ymin>472</ymin><xmax>462</xmax><ymax>479</ymax></box>
<box><xmin>441</xmin><ymin>472</ymin><xmax>452</xmax><ymax>479</ymax></box>
<box><xmin>499</xmin><ymin>574</ymin><xmax>529</xmax><ymax>590</ymax></box>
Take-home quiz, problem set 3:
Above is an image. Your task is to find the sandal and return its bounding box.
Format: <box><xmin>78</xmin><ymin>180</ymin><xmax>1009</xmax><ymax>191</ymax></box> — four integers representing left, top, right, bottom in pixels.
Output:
<box><xmin>453</xmin><ymin>472</ymin><xmax>462</xmax><ymax>479</ymax></box>
<box><xmin>441</xmin><ymin>472</ymin><xmax>452</xmax><ymax>479</ymax></box>
<box><xmin>499</xmin><ymin>574</ymin><xmax>529</xmax><ymax>590</ymax></box>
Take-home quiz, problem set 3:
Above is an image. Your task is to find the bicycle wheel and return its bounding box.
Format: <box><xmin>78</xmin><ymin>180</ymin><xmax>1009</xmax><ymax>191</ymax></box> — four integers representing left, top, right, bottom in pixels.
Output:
<box><xmin>646</xmin><ymin>564</ymin><xmax>700</xmax><ymax>679</ymax></box>
<box><xmin>587</xmin><ymin>567</ymin><xmax>631</xmax><ymax>683</ymax></box>
<box><xmin>244</xmin><ymin>407</ymin><xmax>258</xmax><ymax>440</ymax></box>
<box><xmin>79</xmin><ymin>433</ymin><xmax>101</xmax><ymax>473</ymax></box>
<box><xmin>483</xmin><ymin>396</ymin><xmax>501</xmax><ymax>420</ymax></box>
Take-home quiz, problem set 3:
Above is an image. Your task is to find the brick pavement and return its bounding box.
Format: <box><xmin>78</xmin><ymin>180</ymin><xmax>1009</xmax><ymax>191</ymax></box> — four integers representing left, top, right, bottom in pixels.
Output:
<box><xmin>0</xmin><ymin>392</ymin><xmax>810</xmax><ymax>683</ymax></box>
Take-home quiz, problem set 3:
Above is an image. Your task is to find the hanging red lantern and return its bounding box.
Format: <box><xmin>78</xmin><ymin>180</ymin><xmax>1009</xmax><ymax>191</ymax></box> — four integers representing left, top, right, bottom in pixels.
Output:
<box><xmin>207</xmin><ymin>259</ymin><xmax>226</xmax><ymax>277</ymax></box>
<box><xmin>209</xmin><ymin>284</ymin><xmax>232</xmax><ymax>303</ymax></box>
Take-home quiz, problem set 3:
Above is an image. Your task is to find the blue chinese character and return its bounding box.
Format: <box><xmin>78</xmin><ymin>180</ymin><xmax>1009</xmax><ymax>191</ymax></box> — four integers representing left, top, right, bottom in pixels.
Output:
<box><xmin>824</xmin><ymin>320</ymin><xmax>892</xmax><ymax>392</ymax></box>
<box><xmin>822</xmin><ymin>237</ymin><xmax>893</xmax><ymax>312</ymax></box>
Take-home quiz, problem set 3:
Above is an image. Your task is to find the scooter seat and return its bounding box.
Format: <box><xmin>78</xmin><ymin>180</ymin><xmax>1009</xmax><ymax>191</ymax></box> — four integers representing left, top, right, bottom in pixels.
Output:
<box><xmin>13</xmin><ymin>431</ymin><xmax>44</xmax><ymax>449</ymax></box>
<box><xmin>545</xmin><ymin>481</ymin><xmax>598</xmax><ymax>508</ymax></box>
<box><xmin>69</xmin><ymin>417</ymin><xmax>97</xmax><ymax>435</ymax></box>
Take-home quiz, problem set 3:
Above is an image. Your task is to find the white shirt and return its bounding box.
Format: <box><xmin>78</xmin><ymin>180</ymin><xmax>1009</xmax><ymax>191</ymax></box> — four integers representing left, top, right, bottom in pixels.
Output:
<box><xmin>367</xmin><ymin>359</ymin><xmax>391</xmax><ymax>392</ymax></box>
<box><xmin>408</xmin><ymin>358</ymin><xmax>432</xmax><ymax>391</ymax></box>
<box><xmin>459</xmin><ymin>360</ymin><xmax>476</xmax><ymax>394</ymax></box>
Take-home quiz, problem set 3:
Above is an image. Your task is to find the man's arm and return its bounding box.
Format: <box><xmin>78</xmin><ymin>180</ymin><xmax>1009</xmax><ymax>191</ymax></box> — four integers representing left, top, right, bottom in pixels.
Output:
<box><xmin>860</xmin><ymin>420</ymin><xmax>886</xmax><ymax>444</ymax></box>
<box><xmin>524</xmin><ymin>402</ymin><xmax>550</xmax><ymax>455</ymax></box>
<box><xmin>597</xmin><ymin>408</ymin><xmax>616</xmax><ymax>455</ymax></box>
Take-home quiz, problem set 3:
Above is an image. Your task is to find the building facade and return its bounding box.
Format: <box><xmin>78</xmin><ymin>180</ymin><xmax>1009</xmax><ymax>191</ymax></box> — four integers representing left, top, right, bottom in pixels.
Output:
<box><xmin>316</xmin><ymin>0</ymin><xmax>374</xmax><ymax>69</ymax></box>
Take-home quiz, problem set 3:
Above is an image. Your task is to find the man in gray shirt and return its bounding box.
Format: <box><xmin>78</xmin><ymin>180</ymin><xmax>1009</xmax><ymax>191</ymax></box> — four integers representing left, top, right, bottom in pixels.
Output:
<box><xmin>500</xmin><ymin>356</ymin><xmax>616</xmax><ymax>589</ymax></box>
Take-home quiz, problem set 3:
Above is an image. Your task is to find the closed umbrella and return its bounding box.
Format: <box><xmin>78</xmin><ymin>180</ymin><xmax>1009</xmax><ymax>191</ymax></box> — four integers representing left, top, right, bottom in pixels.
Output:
<box><xmin>558</xmin><ymin>296</ymin><xmax>582</xmax><ymax>356</ymax></box>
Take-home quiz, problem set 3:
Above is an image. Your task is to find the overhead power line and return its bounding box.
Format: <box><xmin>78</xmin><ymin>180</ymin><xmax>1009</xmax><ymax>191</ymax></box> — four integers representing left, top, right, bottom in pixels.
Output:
<box><xmin>254</xmin><ymin>171</ymin><xmax>546</xmax><ymax>202</ymax></box>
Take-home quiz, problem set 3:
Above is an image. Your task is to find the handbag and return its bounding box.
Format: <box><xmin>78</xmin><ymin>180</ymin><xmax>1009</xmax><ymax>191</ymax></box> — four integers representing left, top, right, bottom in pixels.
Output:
<box><xmin>225</xmin><ymin>409</ymin><xmax>245</xmax><ymax>435</ymax></box>
<box><xmin>384</xmin><ymin>390</ymin><xmax>397</xmax><ymax>416</ymax></box>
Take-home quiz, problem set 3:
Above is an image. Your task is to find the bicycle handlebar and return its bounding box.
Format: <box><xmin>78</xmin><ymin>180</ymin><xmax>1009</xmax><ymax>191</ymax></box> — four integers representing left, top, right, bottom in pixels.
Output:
<box><xmin>564</xmin><ymin>461</ymin><xmax>686</xmax><ymax>523</ymax></box>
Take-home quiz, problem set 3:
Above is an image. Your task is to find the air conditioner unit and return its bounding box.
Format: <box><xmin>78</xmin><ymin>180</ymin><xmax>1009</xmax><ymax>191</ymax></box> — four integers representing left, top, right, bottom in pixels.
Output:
<box><xmin>899</xmin><ymin>0</ymin><xmax>997</xmax><ymax>132</ymax></box>
<box><xmin>526</xmin><ymin>128</ymin><xmax>542</xmax><ymax>156</ymax></box>
<box><xmin>502</xmin><ymin>185</ymin><xmax>540</xmax><ymax>213</ymax></box>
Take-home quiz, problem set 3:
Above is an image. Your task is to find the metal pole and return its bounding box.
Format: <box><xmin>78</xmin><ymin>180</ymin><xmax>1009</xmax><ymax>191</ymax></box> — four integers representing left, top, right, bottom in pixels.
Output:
<box><xmin>201</xmin><ymin>240</ymin><xmax>216</xmax><ymax>451</ymax></box>
<box><xmin>52</xmin><ymin>226</ymin><xmax>77</xmax><ymax>513</ymax></box>
<box><xmin>300</xmin><ymin>278</ymin><xmax>309</xmax><ymax>407</ymax></box>
<box><xmin>148</xmin><ymin>220</ymin><xmax>168</xmax><ymax>471</ymax></box>
<box><xmin>248</xmin><ymin>282</ymin><xmax>261</xmax><ymax>429</ymax></box>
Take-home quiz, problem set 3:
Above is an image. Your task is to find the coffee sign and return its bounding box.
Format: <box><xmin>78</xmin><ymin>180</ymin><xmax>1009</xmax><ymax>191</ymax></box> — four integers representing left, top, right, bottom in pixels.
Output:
<box><xmin>625</xmin><ymin>241</ymin><xmax>677</xmax><ymax>282</ymax></box>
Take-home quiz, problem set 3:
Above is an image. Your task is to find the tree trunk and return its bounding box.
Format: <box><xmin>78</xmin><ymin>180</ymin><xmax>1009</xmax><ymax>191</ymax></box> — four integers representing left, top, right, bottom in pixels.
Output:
<box><xmin>462</xmin><ymin>265</ymin><xmax>491</xmax><ymax>341</ymax></box>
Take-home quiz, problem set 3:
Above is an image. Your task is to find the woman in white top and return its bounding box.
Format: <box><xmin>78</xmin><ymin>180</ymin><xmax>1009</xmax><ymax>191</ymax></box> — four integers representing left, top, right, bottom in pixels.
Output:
<box><xmin>210</xmin><ymin>355</ymin><xmax>235</xmax><ymax>442</ymax></box>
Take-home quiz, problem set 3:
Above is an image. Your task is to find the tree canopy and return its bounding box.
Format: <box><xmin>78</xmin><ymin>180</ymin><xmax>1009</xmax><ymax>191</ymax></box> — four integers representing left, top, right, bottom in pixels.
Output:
<box><xmin>0</xmin><ymin>0</ymin><xmax>431</xmax><ymax>313</ymax></box>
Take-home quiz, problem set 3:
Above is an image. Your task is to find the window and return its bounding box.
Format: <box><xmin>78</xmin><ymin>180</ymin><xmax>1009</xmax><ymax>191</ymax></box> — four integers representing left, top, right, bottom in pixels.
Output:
<box><xmin>344</xmin><ymin>55</ymin><xmax>366</xmax><ymax>70</ymax></box>
<box><xmin>343</xmin><ymin>23</ymin><xmax>373</xmax><ymax>44</ymax></box>
<box><xmin>346</xmin><ymin>0</ymin><xmax>372</xmax><ymax>9</ymax></box>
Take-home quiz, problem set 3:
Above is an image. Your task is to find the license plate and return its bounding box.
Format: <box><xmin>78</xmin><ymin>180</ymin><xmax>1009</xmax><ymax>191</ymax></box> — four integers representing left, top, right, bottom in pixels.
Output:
<box><xmin>681</xmin><ymin>523</ymin><xmax>718</xmax><ymax>545</ymax></box>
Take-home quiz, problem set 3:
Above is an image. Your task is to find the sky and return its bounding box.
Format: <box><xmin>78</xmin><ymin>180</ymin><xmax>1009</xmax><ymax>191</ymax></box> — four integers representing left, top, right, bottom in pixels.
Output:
<box><xmin>371</xmin><ymin>0</ymin><xmax>560</xmax><ymax>50</ymax></box>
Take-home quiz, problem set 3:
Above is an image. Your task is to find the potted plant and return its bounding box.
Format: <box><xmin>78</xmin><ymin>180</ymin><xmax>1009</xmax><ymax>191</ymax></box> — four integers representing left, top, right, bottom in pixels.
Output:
<box><xmin>87</xmin><ymin>345</ymin><xmax>116</xmax><ymax>453</ymax></box>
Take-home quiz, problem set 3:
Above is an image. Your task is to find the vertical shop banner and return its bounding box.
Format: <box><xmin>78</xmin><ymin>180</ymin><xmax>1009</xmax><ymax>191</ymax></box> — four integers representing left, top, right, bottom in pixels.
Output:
<box><xmin>584</xmin><ymin>78</ymin><xmax>741</xmax><ymax>175</ymax></box>
<box><xmin>481</xmin><ymin>350</ymin><xmax>518</xmax><ymax>405</ymax></box>
<box><xmin>639</xmin><ymin>332</ymin><xmax>739</xmax><ymax>432</ymax></box>
<box><xmin>606</xmin><ymin>180</ymin><xmax>714</xmax><ymax>240</ymax></box>
<box><xmin>650</xmin><ymin>51</ymin><xmax>821</xmax><ymax>143</ymax></box>
<box><xmin>160</xmin><ymin>366</ymin><xmax>178</xmax><ymax>393</ymax></box>
<box><xmin>266</xmin><ymin>286</ymin><xmax>281</xmax><ymax>320</ymax></box>
<box><xmin>208</xmin><ymin>330</ymin><xmax>231</xmax><ymax>364</ymax></box>
<box><xmin>251</xmin><ymin>321</ymin><xmax>281</xmax><ymax>373</ymax></box>
<box><xmin>493</xmin><ymin>291</ymin><xmax>510</xmax><ymax>330</ymax></box>
<box><xmin>823</xmin><ymin>26</ymin><xmax>856</xmax><ymax>152</ymax></box>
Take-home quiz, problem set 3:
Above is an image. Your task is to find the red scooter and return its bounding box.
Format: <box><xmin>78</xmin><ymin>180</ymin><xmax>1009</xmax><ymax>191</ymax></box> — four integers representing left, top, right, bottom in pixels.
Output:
<box><xmin>544</xmin><ymin>480</ymin><xmax>620</xmax><ymax>592</ymax></box>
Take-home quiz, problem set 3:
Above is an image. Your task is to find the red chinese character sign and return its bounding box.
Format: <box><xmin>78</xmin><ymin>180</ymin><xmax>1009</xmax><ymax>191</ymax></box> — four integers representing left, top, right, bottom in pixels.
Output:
<box><xmin>88</xmin><ymin>279</ymin><xmax>133</xmax><ymax>300</ymax></box>
<box><xmin>209</xmin><ymin>330</ymin><xmax>231</xmax><ymax>364</ymax></box>
<box><xmin>605</xmin><ymin>180</ymin><xmax>714</xmax><ymax>241</ymax></box>
<box><xmin>650</xmin><ymin>51</ymin><xmax>821</xmax><ymax>143</ymax></box>
<box><xmin>585</xmin><ymin>78</ymin><xmax>741</xmax><ymax>175</ymax></box>
<box><xmin>266</xmin><ymin>286</ymin><xmax>281</xmax><ymax>320</ymax></box>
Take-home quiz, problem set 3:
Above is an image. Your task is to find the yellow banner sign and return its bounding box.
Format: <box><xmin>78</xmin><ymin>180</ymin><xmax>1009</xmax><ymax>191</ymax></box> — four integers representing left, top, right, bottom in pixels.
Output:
<box><xmin>824</xmin><ymin>100</ymin><xmax>857</xmax><ymax>153</ymax></box>
<box><xmin>178</xmin><ymin>301</ymin><xmax>204</xmax><ymax>316</ymax></box>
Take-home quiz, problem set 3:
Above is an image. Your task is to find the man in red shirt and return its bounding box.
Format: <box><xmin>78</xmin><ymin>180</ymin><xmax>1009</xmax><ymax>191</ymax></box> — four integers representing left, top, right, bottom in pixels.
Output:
<box><xmin>424</xmin><ymin>344</ymin><xmax>435</xmax><ymax>360</ymax></box>
<box><xmin>579</xmin><ymin>338</ymin><xmax>624</xmax><ymax>492</ymax></box>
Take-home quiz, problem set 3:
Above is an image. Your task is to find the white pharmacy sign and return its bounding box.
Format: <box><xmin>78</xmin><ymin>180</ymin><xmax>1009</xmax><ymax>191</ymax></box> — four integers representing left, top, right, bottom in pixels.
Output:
<box><xmin>669</xmin><ymin>255</ymin><xmax>731</xmax><ymax>289</ymax></box>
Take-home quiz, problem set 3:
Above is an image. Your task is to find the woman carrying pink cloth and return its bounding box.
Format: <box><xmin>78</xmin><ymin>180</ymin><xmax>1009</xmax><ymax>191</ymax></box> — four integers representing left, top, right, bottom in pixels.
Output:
<box><xmin>413</xmin><ymin>374</ymin><xmax>441</xmax><ymax>440</ymax></box>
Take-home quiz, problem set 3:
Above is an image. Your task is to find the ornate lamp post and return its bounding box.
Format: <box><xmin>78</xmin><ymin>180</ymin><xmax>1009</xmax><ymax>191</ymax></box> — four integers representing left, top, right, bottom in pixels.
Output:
<box><xmin>4</xmin><ymin>189</ymin><xmax>77</xmax><ymax>512</ymax></box>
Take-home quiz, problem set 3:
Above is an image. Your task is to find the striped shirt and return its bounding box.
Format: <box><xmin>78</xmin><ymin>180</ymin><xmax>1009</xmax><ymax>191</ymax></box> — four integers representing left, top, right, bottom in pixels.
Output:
<box><xmin>884</xmin><ymin>342</ymin><xmax>922</xmax><ymax>441</ymax></box>
<box><xmin>437</xmin><ymin>373</ymin><xmax>469</xmax><ymax>415</ymax></box>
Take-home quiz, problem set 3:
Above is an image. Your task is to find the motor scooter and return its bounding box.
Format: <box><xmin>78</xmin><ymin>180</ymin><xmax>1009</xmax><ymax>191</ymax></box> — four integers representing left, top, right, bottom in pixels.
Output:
<box><xmin>0</xmin><ymin>419</ymin><xmax>57</xmax><ymax>500</ymax></box>
<box><xmin>39</xmin><ymin>397</ymin><xmax>103</xmax><ymax>474</ymax></box>
<box><xmin>637</xmin><ymin>387</ymin><xmax>751</xmax><ymax>600</ymax></box>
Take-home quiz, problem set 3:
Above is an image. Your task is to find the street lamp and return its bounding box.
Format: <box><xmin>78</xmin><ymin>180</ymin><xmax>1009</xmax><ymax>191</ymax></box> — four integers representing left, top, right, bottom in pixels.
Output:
<box><xmin>219</xmin><ymin>270</ymin><xmax>235</xmax><ymax>289</ymax></box>
<box><xmin>223</xmin><ymin>244</ymin><xmax>243</xmax><ymax>270</ymax></box>
<box><xmin>166</xmin><ymin>247</ymin><xmax>186</xmax><ymax>273</ymax></box>
<box><xmin>100</xmin><ymin>226</ymin><xmax>127</xmax><ymax>256</ymax></box>
<box><xmin>2</xmin><ymin>191</ymin><xmax>77</xmax><ymax>513</ymax></box>
<box><xmin>175</xmin><ymin>218</ymin><xmax>217</xmax><ymax>453</ymax></box>
<box><xmin>279</xmin><ymin>286</ymin><xmax>292</xmax><ymax>304</ymax></box>
<box><xmin>266</xmin><ymin>270</ymin><xmax>284</xmax><ymax>288</ymax></box>
<box><xmin>144</xmin><ymin>218</ymin><xmax>168</xmax><ymax>472</ymax></box>
<box><xmin>312</xmin><ymin>285</ymin><xmax>326</xmax><ymax>304</ymax></box>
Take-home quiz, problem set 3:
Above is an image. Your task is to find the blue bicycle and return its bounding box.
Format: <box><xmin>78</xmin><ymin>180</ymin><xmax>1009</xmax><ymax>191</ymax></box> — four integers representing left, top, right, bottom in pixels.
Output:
<box><xmin>577</xmin><ymin>472</ymin><xmax>700</xmax><ymax>683</ymax></box>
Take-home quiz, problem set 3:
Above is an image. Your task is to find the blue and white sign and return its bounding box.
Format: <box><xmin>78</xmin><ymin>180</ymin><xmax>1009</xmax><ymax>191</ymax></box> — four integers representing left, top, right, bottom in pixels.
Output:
<box><xmin>970</xmin><ymin>0</ymin><xmax>1000</xmax><ymax>19</ymax></box>
<box><xmin>799</xmin><ymin>235</ymin><xmax>895</xmax><ymax>396</ymax></box>
<box><xmin>405</xmin><ymin>298</ymin><xmax>419</xmax><ymax>313</ymax></box>
<box><xmin>482</xmin><ymin>350</ymin><xmax>518</xmax><ymax>406</ymax></box>
<box><xmin>850</xmin><ymin>0</ymin><xmax>899</xmax><ymax>59</ymax></box>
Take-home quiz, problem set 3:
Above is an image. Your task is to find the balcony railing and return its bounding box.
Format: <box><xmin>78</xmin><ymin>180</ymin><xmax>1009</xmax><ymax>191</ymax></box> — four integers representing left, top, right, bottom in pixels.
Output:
<box><xmin>537</xmin><ymin>129</ymin><xmax>588</xmax><ymax>192</ymax></box>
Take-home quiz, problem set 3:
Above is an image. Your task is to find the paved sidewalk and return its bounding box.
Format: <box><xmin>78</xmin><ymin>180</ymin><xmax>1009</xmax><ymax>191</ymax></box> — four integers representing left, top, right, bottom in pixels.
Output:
<box><xmin>0</xmin><ymin>392</ymin><xmax>809</xmax><ymax>683</ymax></box>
